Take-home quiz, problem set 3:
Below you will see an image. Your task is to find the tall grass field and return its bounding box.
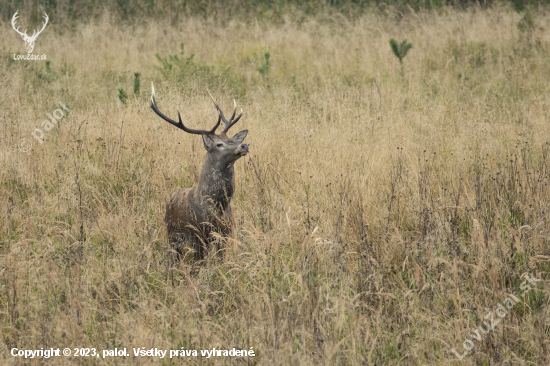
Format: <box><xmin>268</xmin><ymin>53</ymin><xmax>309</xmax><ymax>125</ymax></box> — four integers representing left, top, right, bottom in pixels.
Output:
<box><xmin>1</xmin><ymin>4</ymin><xmax>549</xmax><ymax>365</ymax></box>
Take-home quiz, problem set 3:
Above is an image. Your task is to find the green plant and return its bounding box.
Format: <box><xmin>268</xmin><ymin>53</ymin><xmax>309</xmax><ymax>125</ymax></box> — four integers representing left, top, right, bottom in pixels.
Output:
<box><xmin>155</xmin><ymin>43</ymin><xmax>246</xmax><ymax>98</ymax></box>
<box><xmin>118</xmin><ymin>87</ymin><xmax>127</xmax><ymax>105</ymax></box>
<box><xmin>37</xmin><ymin>60</ymin><xmax>58</xmax><ymax>82</ymax></box>
<box><xmin>390</xmin><ymin>39</ymin><xmax>413</xmax><ymax>75</ymax></box>
<box><xmin>134</xmin><ymin>72</ymin><xmax>141</xmax><ymax>95</ymax></box>
<box><xmin>258</xmin><ymin>52</ymin><xmax>270</xmax><ymax>78</ymax></box>
<box><xmin>517</xmin><ymin>10</ymin><xmax>535</xmax><ymax>34</ymax></box>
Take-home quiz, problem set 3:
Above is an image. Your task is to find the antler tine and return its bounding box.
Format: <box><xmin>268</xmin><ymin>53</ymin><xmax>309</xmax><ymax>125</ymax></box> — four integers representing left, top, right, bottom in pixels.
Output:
<box><xmin>221</xmin><ymin>107</ymin><xmax>244</xmax><ymax>134</ymax></box>
<box><xmin>207</xmin><ymin>89</ymin><xmax>231</xmax><ymax>126</ymax></box>
<box><xmin>37</xmin><ymin>13</ymin><xmax>48</xmax><ymax>34</ymax></box>
<box><xmin>28</xmin><ymin>13</ymin><xmax>48</xmax><ymax>39</ymax></box>
<box><xmin>228</xmin><ymin>99</ymin><xmax>237</xmax><ymax>122</ymax></box>
<box><xmin>151</xmin><ymin>82</ymin><xmax>219</xmax><ymax>135</ymax></box>
<box><xmin>210</xmin><ymin>115</ymin><xmax>221</xmax><ymax>134</ymax></box>
<box><xmin>11</xmin><ymin>11</ymin><xmax>28</xmax><ymax>37</ymax></box>
<box><xmin>207</xmin><ymin>90</ymin><xmax>244</xmax><ymax>134</ymax></box>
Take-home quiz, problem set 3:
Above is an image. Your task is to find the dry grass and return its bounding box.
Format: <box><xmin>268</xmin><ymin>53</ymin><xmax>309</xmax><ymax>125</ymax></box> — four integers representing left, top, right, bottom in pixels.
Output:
<box><xmin>1</xmin><ymin>6</ymin><xmax>549</xmax><ymax>365</ymax></box>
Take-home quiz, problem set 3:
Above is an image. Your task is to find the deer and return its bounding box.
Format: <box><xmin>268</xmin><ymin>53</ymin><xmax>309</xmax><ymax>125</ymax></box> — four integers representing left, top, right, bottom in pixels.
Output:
<box><xmin>11</xmin><ymin>11</ymin><xmax>49</xmax><ymax>54</ymax></box>
<box><xmin>150</xmin><ymin>83</ymin><xmax>249</xmax><ymax>261</ymax></box>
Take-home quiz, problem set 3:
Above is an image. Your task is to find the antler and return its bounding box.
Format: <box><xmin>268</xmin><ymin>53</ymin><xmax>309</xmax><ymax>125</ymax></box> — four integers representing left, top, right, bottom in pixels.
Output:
<box><xmin>11</xmin><ymin>11</ymin><xmax>28</xmax><ymax>38</ymax></box>
<box><xmin>29</xmin><ymin>13</ymin><xmax>48</xmax><ymax>40</ymax></box>
<box><xmin>150</xmin><ymin>83</ymin><xmax>220</xmax><ymax>135</ymax></box>
<box><xmin>11</xmin><ymin>11</ymin><xmax>48</xmax><ymax>40</ymax></box>
<box><xmin>207</xmin><ymin>90</ymin><xmax>243</xmax><ymax>135</ymax></box>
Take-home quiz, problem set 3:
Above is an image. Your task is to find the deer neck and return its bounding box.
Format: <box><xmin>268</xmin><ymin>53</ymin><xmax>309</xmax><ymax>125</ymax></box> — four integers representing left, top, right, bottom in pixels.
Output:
<box><xmin>195</xmin><ymin>154</ymin><xmax>235</xmax><ymax>210</ymax></box>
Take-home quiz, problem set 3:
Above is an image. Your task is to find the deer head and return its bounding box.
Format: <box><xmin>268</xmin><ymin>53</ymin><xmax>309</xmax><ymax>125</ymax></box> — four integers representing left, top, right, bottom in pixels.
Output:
<box><xmin>150</xmin><ymin>83</ymin><xmax>249</xmax><ymax>166</ymax></box>
<box><xmin>11</xmin><ymin>11</ymin><xmax>49</xmax><ymax>54</ymax></box>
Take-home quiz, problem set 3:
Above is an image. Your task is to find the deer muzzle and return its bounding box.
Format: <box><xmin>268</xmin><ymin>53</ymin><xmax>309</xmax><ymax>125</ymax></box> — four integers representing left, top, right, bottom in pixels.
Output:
<box><xmin>239</xmin><ymin>144</ymin><xmax>249</xmax><ymax>156</ymax></box>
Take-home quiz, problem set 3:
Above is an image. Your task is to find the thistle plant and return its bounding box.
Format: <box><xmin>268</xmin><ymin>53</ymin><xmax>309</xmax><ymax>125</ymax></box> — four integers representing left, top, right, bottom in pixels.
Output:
<box><xmin>390</xmin><ymin>39</ymin><xmax>412</xmax><ymax>76</ymax></box>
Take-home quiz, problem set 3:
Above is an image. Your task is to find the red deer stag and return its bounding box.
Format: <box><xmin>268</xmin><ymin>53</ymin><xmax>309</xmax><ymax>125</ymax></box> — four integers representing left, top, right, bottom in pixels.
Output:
<box><xmin>150</xmin><ymin>83</ymin><xmax>249</xmax><ymax>260</ymax></box>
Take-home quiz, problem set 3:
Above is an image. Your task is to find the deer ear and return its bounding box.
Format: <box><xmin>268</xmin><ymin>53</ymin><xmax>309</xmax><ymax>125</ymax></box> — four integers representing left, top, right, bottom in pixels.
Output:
<box><xmin>202</xmin><ymin>134</ymin><xmax>214</xmax><ymax>150</ymax></box>
<box><xmin>231</xmin><ymin>130</ymin><xmax>248</xmax><ymax>144</ymax></box>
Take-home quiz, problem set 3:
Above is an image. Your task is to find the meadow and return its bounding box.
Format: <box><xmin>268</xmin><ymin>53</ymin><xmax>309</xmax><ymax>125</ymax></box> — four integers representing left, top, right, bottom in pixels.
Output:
<box><xmin>1</xmin><ymin>4</ymin><xmax>549</xmax><ymax>365</ymax></box>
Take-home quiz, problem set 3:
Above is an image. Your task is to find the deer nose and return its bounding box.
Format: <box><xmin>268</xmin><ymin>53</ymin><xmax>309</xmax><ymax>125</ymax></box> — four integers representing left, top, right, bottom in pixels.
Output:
<box><xmin>241</xmin><ymin>144</ymin><xmax>249</xmax><ymax>152</ymax></box>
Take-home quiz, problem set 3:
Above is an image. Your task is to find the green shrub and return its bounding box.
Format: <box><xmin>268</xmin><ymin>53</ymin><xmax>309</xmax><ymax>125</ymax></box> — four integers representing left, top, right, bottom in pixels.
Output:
<box><xmin>118</xmin><ymin>87</ymin><xmax>127</xmax><ymax>105</ymax></box>
<box><xmin>390</xmin><ymin>39</ymin><xmax>413</xmax><ymax>76</ymax></box>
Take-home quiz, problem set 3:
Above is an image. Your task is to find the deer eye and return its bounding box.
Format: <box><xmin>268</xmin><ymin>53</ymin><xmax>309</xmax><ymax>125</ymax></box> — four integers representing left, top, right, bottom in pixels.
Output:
<box><xmin>216</xmin><ymin>143</ymin><xmax>223</xmax><ymax>147</ymax></box>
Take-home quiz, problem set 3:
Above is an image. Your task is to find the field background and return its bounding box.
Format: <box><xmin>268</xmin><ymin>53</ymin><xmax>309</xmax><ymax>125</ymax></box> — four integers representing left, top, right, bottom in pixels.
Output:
<box><xmin>1</xmin><ymin>1</ymin><xmax>550</xmax><ymax>365</ymax></box>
